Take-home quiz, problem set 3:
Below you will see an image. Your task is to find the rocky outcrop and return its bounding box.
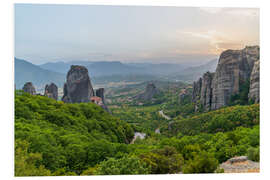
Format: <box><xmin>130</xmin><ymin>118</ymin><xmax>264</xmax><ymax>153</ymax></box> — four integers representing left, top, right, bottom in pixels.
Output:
<box><xmin>179</xmin><ymin>89</ymin><xmax>187</xmax><ymax>104</ymax></box>
<box><xmin>22</xmin><ymin>82</ymin><xmax>36</xmax><ymax>95</ymax></box>
<box><xmin>249</xmin><ymin>59</ymin><xmax>260</xmax><ymax>103</ymax></box>
<box><xmin>219</xmin><ymin>156</ymin><xmax>259</xmax><ymax>173</ymax></box>
<box><xmin>44</xmin><ymin>83</ymin><xmax>58</xmax><ymax>100</ymax></box>
<box><xmin>96</xmin><ymin>88</ymin><xmax>105</xmax><ymax>103</ymax></box>
<box><xmin>95</xmin><ymin>88</ymin><xmax>110</xmax><ymax>113</ymax></box>
<box><xmin>211</xmin><ymin>46</ymin><xmax>259</xmax><ymax>109</ymax></box>
<box><xmin>192</xmin><ymin>46</ymin><xmax>260</xmax><ymax>111</ymax></box>
<box><xmin>192</xmin><ymin>78</ymin><xmax>202</xmax><ymax>103</ymax></box>
<box><xmin>200</xmin><ymin>72</ymin><xmax>215</xmax><ymax>111</ymax></box>
<box><xmin>135</xmin><ymin>82</ymin><xmax>160</xmax><ymax>101</ymax></box>
<box><xmin>61</xmin><ymin>65</ymin><xmax>94</xmax><ymax>103</ymax></box>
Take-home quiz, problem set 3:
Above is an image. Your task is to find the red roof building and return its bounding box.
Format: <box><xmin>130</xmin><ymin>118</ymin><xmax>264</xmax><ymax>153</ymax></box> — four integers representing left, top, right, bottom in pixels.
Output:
<box><xmin>90</xmin><ymin>96</ymin><xmax>103</xmax><ymax>105</ymax></box>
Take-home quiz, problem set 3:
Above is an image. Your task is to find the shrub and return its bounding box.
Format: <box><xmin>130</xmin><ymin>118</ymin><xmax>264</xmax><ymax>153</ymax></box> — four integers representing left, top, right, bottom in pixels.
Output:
<box><xmin>15</xmin><ymin>139</ymin><xmax>51</xmax><ymax>176</ymax></box>
<box><xmin>140</xmin><ymin>146</ymin><xmax>184</xmax><ymax>174</ymax></box>
<box><xmin>95</xmin><ymin>155</ymin><xmax>150</xmax><ymax>175</ymax></box>
<box><xmin>247</xmin><ymin>147</ymin><xmax>260</xmax><ymax>162</ymax></box>
<box><xmin>182</xmin><ymin>151</ymin><xmax>219</xmax><ymax>173</ymax></box>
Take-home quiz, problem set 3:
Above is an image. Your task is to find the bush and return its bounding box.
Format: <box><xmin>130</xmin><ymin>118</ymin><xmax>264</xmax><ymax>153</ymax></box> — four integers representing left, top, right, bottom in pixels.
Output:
<box><xmin>15</xmin><ymin>139</ymin><xmax>51</xmax><ymax>176</ymax></box>
<box><xmin>182</xmin><ymin>151</ymin><xmax>219</xmax><ymax>173</ymax></box>
<box><xmin>95</xmin><ymin>155</ymin><xmax>150</xmax><ymax>175</ymax></box>
<box><xmin>140</xmin><ymin>146</ymin><xmax>184</xmax><ymax>174</ymax></box>
<box><xmin>170</xmin><ymin>104</ymin><xmax>259</xmax><ymax>136</ymax></box>
<box><xmin>247</xmin><ymin>147</ymin><xmax>260</xmax><ymax>162</ymax></box>
<box><xmin>15</xmin><ymin>91</ymin><xmax>134</xmax><ymax>174</ymax></box>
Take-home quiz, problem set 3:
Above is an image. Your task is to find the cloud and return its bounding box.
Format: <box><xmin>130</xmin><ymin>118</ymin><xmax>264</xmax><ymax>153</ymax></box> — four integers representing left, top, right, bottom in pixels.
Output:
<box><xmin>199</xmin><ymin>7</ymin><xmax>223</xmax><ymax>14</ymax></box>
<box><xmin>175</xmin><ymin>30</ymin><xmax>244</xmax><ymax>55</ymax></box>
<box><xmin>199</xmin><ymin>7</ymin><xmax>259</xmax><ymax>17</ymax></box>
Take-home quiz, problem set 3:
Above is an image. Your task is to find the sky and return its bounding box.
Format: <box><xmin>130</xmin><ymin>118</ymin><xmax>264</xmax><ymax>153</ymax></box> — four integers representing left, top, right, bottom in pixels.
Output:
<box><xmin>15</xmin><ymin>4</ymin><xmax>259</xmax><ymax>65</ymax></box>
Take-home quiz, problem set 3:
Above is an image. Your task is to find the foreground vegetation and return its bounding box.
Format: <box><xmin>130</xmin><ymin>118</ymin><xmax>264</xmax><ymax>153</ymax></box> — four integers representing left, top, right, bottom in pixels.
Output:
<box><xmin>15</xmin><ymin>90</ymin><xmax>259</xmax><ymax>176</ymax></box>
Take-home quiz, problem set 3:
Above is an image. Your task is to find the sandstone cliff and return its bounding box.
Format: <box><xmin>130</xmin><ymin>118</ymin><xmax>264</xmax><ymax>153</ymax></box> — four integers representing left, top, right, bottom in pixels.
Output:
<box><xmin>192</xmin><ymin>46</ymin><xmax>260</xmax><ymax>111</ymax></box>
<box><xmin>200</xmin><ymin>72</ymin><xmax>215</xmax><ymax>111</ymax></box>
<box><xmin>249</xmin><ymin>59</ymin><xmax>260</xmax><ymax>103</ymax></box>
<box><xmin>22</xmin><ymin>82</ymin><xmax>36</xmax><ymax>95</ymax></box>
<box><xmin>44</xmin><ymin>83</ymin><xmax>58</xmax><ymax>100</ymax></box>
<box><xmin>96</xmin><ymin>88</ymin><xmax>110</xmax><ymax>113</ymax></box>
<box><xmin>135</xmin><ymin>82</ymin><xmax>160</xmax><ymax>101</ymax></box>
<box><xmin>62</xmin><ymin>65</ymin><xmax>94</xmax><ymax>103</ymax></box>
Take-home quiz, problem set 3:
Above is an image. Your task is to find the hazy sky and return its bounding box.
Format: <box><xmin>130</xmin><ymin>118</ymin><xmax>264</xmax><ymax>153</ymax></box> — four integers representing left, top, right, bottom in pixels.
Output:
<box><xmin>15</xmin><ymin>4</ymin><xmax>259</xmax><ymax>65</ymax></box>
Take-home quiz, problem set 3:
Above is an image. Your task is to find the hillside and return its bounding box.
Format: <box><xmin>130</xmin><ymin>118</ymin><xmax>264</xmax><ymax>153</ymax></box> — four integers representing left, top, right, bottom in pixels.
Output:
<box><xmin>15</xmin><ymin>58</ymin><xmax>65</xmax><ymax>89</ymax></box>
<box><xmin>15</xmin><ymin>90</ymin><xmax>134</xmax><ymax>175</ymax></box>
<box><xmin>15</xmin><ymin>91</ymin><xmax>260</xmax><ymax>176</ymax></box>
<box><xmin>163</xmin><ymin>104</ymin><xmax>259</xmax><ymax>136</ymax></box>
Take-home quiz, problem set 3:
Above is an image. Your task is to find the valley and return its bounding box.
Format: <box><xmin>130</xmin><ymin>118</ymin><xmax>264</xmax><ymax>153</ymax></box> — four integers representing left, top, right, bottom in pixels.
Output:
<box><xmin>14</xmin><ymin>46</ymin><xmax>260</xmax><ymax>176</ymax></box>
<box><xmin>13</xmin><ymin>4</ymin><xmax>261</xmax><ymax>177</ymax></box>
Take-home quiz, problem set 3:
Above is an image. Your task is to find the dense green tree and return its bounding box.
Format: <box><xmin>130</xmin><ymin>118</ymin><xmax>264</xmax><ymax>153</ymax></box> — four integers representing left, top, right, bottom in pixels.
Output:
<box><xmin>140</xmin><ymin>146</ymin><xmax>184</xmax><ymax>174</ymax></box>
<box><xmin>247</xmin><ymin>147</ymin><xmax>260</xmax><ymax>162</ymax></box>
<box><xmin>15</xmin><ymin>139</ymin><xmax>51</xmax><ymax>176</ymax></box>
<box><xmin>182</xmin><ymin>151</ymin><xmax>219</xmax><ymax>173</ymax></box>
<box><xmin>95</xmin><ymin>156</ymin><xmax>150</xmax><ymax>175</ymax></box>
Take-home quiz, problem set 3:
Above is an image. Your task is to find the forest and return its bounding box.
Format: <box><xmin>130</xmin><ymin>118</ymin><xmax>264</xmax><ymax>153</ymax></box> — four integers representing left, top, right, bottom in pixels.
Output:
<box><xmin>15</xmin><ymin>90</ymin><xmax>259</xmax><ymax>176</ymax></box>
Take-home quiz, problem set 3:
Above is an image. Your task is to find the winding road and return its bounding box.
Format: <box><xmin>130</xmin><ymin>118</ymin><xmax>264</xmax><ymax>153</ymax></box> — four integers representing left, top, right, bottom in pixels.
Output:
<box><xmin>130</xmin><ymin>110</ymin><xmax>171</xmax><ymax>143</ymax></box>
<box><xmin>130</xmin><ymin>132</ymin><xmax>146</xmax><ymax>144</ymax></box>
<box><xmin>154</xmin><ymin>110</ymin><xmax>172</xmax><ymax>134</ymax></box>
<box><xmin>158</xmin><ymin>110</ymin><xmax>171</xmax><ymax>120</ymax></box>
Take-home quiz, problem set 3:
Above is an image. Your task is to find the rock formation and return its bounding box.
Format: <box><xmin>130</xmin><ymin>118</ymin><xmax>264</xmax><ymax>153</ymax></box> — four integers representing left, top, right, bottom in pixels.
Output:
<box><xmin>44</xmin><ymin>83</ymin><xmax>58</xmax><ymax>100</ymax></box>
<box><xmin>219</xmin><ymin>156</ymin><xmax>259</xmax><ymax>173</ymax></box>
<box><xmin>192</xmin><ymin>78</ymin><xmax>202</xmax><ymax>103</ymax></box>
<box><xmin>95</xmin><ymin>88</ymin><xmax>110</xmax><ymax>113</ymax></box>
<box><xmin>22</xmin><ymin>82</ymin><xmax>36</xmax><ymax>95</ymax></box>
<box><xmin>61</xmin><ymin>65</ymin><xmax>94</xmax><ymax>103</ymax></box>
<box><xmin>192</xmin><ymin>46</ymin><xmax>260</xmax><ymax>111</ymax></box>
<box><xmin>249</xmin><ymin>59</ymin><xmax>260</xmax><ymax>103</ymax></box>
<box><xmin>179</xmin><ymin>89</ymin><xmax>187</xmax><ymax>104</ymax></box>
<box><xmin>96</xmin><ymin>88</ymin><xmax>105</xmax><ymax>103</ymax></box>
<box><xmin>135</xmin><ymin>82</ymin><xmax>160</xmax><ymax>101</ymax></box>
<box><xmin>200</xmin><ymin>72</ymin><xmax>215</xmax><ymax>111</ymax></box>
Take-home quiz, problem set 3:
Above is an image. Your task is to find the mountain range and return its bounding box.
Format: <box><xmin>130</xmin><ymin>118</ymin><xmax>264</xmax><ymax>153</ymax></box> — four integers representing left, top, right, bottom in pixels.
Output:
<box><xmin>165</xmin><ymin>59</ymin><xmax>218</xmax><ymax>82</ymax></box>
<box><xmin>15</xmin><ymin>58</ymin><xmax>65</xmax><ymax>89</ymax></box>
<box><xmin>15</xmin><ymin>58</ymin><xmax>218</xmax><ymax>90</ymax></box>
<box><xmin>39</xmin><ymin>61</ymin><xmax>187</xmax><ymax>77</ymax></box>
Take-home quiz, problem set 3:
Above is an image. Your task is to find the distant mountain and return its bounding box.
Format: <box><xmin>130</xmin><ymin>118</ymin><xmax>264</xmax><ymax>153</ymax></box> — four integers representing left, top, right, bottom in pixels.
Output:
<box><xmin>15</xmin><ymin>58</ymin><xmax>65</xmax><ymax>90</ymax></box>
<box><xmin>38</xmin><ymin>61</ymin><xmax>71</xmax><ymax>74</ymax></box>
<box><xmin>127</xmin><ymin>63</ymin><xmax>186</xmax><ymax>75</ymax></box>
<box><xmin>39</xmin><ymin>61</ymin><xmax>186</xmax><ymax>77</ymax></box>
<box><xmin>167</xmin><ymin>59</ymin><xmax>218</xmax><ymax>82</ymax></box>
<box><xmin>39</xmin><ymin>61</ymin><xmax>143</xmax><ymax>77</ymax></box>
<box><xmin>20</xmin><ymin>58</ymin><xmax>217</xmax><ymax>89</ymax></box>
<box><xmin>182</xmin><ymin>59</ymin><xmax>218</xmax><ymax>74</ymax></box>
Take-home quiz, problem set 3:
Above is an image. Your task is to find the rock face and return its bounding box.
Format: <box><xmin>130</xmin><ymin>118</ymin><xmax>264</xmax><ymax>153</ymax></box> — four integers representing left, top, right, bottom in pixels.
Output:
<box><xmin>22</xmin><ymin>82</ymin><xmax>36</xmax><ymax>95</ymax></box>
<box><xmin>136</xmin><ymin>83</ymin><xmax>160</xmax><ymax>101</ymax></box>
<box><xmin>192</xmin><ymin>46</ymin><xmax>260</xmax><ymax>111</ymax></box>
<box><xmin>192</xmin><ymin>78</ymin><xmax>202</xmax><ymax>111</ymax></box>
<box><xmin>192</xmin><ymin>78</ymin><xmax>202</xmax><ymax>103</ymax></box>
<box><xmin>44</xmin><ymin>83</ymin><xmax>58</xmax><ymax>100</ymax></box>
<box><xmin>249</xmin><ymin>59</ymin><xmax>260</xmax><ymax>103</ymax></box>
<box><xmin>61</xmin><ymin>65</ymin><xmax>94</xmax><ymax>103</ymax></box>
<box><xmin>95</xmin><ymin>88</ymin><xmax>110</xmax><ymax>113</ymax></box>
<box><xmin>200</xmin><ymin>72</ymin><xmax>215</xmax><ymax>111</ymax></box>
<box><xmin>219</xmin><ymin>156</ymin><xmax>259</xmax><ymax>173</ymax></box>
<box><xmin>179</xmin><ymin>89</ymin><xmax>187</xmax><ymax>104</ymax></box>
<box><xmin>96</xmin><ymin>88</ymin><xmax>105</xmax><ymax>103</ymax></box>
